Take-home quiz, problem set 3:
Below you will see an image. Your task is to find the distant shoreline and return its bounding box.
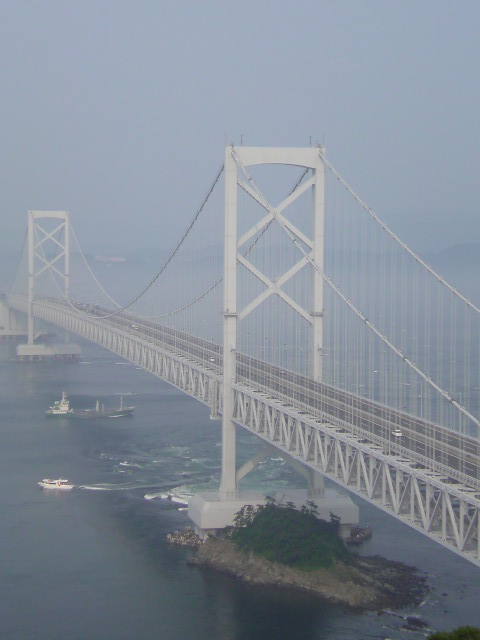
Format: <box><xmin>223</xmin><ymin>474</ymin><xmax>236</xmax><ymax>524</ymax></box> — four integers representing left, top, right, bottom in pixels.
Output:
<box><xmin>190</xmin><ymin>537</ymin><xmax>428</xmax><ymax>611</ymax></box>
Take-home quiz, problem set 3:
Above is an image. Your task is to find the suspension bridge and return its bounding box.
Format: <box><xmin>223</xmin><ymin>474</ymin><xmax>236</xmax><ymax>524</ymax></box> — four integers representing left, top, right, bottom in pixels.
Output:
<box><xmin>2</xmin><ymin>145</ymin><xmax>480</xmax><ymax>567</ymax></box>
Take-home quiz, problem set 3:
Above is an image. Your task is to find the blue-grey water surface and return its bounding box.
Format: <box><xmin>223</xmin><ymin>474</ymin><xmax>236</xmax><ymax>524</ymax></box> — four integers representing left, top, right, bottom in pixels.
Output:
<box><xmin>1</xmin><ymin>339</ymin><xmax>480</xmax><ymax>639</ymax></box>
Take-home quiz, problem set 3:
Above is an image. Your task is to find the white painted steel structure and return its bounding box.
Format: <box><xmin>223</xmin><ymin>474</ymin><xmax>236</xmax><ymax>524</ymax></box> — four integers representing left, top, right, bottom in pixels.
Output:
<box><xmin>5</xmin><ymin>146</ymin><xmax>480</xmax><ymax>568</ymax></box>
<box><xmin>27</xmin><ymin>211</ymin><xmax>69</xmax><ymax>345</ymax></box>
<box><xmin>6</xmin><ymin>292</ymin><xmax>480</xmax><ymax>567</ymax></box>
<box><xmin>221</xmin><ymin>146</ymin><xmax>325</xmax><ymax>498</ymax></box>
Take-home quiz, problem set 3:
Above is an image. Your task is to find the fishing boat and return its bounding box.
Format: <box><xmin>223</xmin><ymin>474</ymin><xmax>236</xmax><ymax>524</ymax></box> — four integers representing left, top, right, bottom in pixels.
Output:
<box><xmin>45</xmin><ymin>392</ymin><xmax>134</xmax><ymax>419</ymax></box>
<box><xmin>38</xmin><ymin>478</ymin><xmax>74</xmax><ymax>490</ymax></box>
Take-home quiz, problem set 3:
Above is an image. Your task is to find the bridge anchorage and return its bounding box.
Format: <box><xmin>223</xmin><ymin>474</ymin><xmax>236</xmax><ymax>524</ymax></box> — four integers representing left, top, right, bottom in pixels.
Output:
<box><xmin>5</xmin><ymin>144</ymin><xmax>480</xmax><ymax>566</ymax></box>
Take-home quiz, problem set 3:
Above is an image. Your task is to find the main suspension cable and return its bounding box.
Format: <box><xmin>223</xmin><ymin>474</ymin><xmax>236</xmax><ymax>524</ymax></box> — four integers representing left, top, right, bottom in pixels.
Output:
<box><xmin>9</xmin><ymin>226</ymin><xmax>28</xmax><ymax>292</ymax></box>
<box><xmin>47</xmin><ymin>163</ymin><xmax>225</xmax><ymax>319</ymax></box>
<box><xmin>138</xmin><ymin>166</ymin><xmax>311</xmax><ymax>319</ymax></box>
<box><xmin>69</xmin><ymin>223</ymin><xmax>122</xmax><ymax>308</ymax></box>
<box><xmin>320</xmin><ymin>149</ymin><xmax>480</xmax><ymax>316</ymax></box>
<box><xmin>231</xmin><ymin>147</ymin><xmax>480</xmax><ymax>432</ymax></box>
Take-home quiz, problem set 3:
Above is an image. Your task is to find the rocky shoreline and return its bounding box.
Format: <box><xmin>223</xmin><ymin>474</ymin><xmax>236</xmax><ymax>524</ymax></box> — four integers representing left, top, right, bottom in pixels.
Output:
<box><xmin>189</xmin><ymin>537</ymin><xmax>428</xmax><ymax>611</ymax></box>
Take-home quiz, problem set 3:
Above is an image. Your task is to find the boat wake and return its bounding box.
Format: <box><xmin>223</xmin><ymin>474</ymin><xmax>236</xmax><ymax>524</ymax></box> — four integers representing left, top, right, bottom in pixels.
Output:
<box><xmin>80</xmin><ymin>485</ymin><xmax>112</xmax><ymax>491</ymax></box>
<box><xmin>144</xmin><ymin>491</ymin><xmax>190</xmax><ymax>506</ymax></box>
<box><xmin>79</xmin><ymin>482</ymin><xmax>162</xmax><ymax>492</ymax></box>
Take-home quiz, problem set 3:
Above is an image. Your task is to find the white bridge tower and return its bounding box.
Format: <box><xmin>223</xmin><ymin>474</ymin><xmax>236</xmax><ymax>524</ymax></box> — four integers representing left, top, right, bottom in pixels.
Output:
<box><xmin>189</xmin><ymin>146</ymin><xmax>358</xmax><ymax>537</ymax></box>
<box><xmin>27</xmin><ymin>210</ymin><xmax>70</xmax><ymax>344</ymax></box>
<box><xmin>220</xmin><ymin>145</ymin><xmax>325</xmax><ymax>498</ymax></box>
<box><xmin>16</xmin><ymin>210</ymin><xmax>80</xmax><ymax>361</ymax></box>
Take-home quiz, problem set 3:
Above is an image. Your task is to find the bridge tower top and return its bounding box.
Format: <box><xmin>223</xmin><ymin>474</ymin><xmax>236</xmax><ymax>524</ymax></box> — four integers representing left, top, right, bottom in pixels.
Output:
<box><xmin>27</xmin><ymin>210</ymin><xmax>70</xmax><ymax>344</ymax></box>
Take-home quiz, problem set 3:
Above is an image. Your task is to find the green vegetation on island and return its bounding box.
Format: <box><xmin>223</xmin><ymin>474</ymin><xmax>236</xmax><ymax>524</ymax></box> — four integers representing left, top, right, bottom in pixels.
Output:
<box><xmin>428</xmin><ymin>628</ymin><xmax>480</xmax><ymax>640</ymax></box>
<box><xmin>192</xmin><ymin>498</ymin><xmax>427</xmax><ymax>610</ymax></box>
<box><xmin>225</xmin><ymin>498</ymin><xmax>351</xmax><ymax>570</ymax></box>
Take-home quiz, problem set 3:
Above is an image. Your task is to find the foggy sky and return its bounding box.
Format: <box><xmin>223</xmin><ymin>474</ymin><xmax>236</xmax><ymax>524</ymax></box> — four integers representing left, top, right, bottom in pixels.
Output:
<box><xmin>0</xmin><ymin>1</ymin><xmax>479</xmax><ymax>258</ymax></box>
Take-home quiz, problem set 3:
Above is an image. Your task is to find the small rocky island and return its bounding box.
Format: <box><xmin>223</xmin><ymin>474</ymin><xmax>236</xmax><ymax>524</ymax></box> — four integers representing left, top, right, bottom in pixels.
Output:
<box><xmin>187</xmin><ymin>499</ymin><xmax>428</xmax><ymax>611</ymax></box>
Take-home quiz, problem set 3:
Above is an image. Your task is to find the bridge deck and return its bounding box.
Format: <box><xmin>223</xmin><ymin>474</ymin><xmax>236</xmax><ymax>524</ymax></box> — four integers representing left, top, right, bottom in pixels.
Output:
<box><xmin>6</xmin><ymin>293</ymin><xmax>480</xmax><ymax>566</ymax></box>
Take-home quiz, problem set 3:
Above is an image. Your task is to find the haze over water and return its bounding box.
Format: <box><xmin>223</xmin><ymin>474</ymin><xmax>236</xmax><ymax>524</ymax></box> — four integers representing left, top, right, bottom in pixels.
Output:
<box><xmin>1</xmin><ymin>3</ymin><xmax>480</xmax><ymax>636</ymax></box>
<box><xmin>1</xmin><ymin>332</ymin><xmax>480</xmax><ymax>639</ymax></box>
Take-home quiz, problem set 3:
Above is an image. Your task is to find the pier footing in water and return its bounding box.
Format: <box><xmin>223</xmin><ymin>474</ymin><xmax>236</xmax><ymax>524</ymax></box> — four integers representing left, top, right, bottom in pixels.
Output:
<box><xmin>16</xmin><ymin>342</ymin><xmax>81</xmax><ymax>362</ymax></box>
<box><xmin>188</xmin><ymin>488</ymin><xmax>359</xmax><ymax>540</ymax></box>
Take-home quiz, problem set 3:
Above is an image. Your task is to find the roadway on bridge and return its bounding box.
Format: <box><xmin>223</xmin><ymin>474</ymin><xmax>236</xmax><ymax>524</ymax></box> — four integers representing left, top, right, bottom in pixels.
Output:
<box><xmin>77</xmin><ymin>301</ymin><xmax>480</xmax><ymax>491</ymax></box>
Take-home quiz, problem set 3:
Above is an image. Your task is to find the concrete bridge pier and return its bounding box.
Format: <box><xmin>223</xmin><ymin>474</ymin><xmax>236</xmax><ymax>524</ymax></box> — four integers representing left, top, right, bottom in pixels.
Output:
<box><xmin>188</xmin><ymin>445</ymin><xmax>359</xmax><ymax>541</ymax></box>
<box><xmin>16</xmin><ymin>341</ymin><xmax>81</xmax><ymax>362</ymax></box>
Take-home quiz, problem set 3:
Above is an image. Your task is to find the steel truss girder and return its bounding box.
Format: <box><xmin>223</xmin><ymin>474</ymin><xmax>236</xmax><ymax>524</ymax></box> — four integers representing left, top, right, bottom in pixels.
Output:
<box><xmin>8</xmin><ymin>294</ymin><xmax>480</xmax><ymax>568</ymax></box>
<box><xmin>233</xmin><ymin>385</ymin><xmax>480</xmax><ymax>567</ymax></box>
<box><xmin>30</xmin><ymin>300</ymin><xmax>222</xmax><ymax>419</ymax></box>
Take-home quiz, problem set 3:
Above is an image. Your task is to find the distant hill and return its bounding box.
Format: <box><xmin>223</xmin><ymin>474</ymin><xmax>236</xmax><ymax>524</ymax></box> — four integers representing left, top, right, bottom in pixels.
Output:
<box><xmin>3</xmin><ymin>241</ymin><xmax>479</xmax><ymax>305</ymax></box>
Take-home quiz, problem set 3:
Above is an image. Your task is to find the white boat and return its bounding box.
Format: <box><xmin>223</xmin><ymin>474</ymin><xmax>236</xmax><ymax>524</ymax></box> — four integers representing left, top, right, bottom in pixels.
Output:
<box><xmin>45</xmin><ymin>392</ymin><xmax>134</xmax><ymax>419</ymax></box>
<box><xmin>45</xmin><ymin>391</ymin><xmax>72</xmax><ymax>417</ymax></box>
<box><xmin>38</xmin><ymin>478</ymin><xmax>74</xmax><ymax>490</ymax></box>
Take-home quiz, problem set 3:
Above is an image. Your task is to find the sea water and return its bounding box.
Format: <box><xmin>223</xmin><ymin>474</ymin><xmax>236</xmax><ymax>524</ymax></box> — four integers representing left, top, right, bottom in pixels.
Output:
<box><xmin>1</xmin><ymin>339</ymin><xmax>480</xmax><ymax>640</ymax></box>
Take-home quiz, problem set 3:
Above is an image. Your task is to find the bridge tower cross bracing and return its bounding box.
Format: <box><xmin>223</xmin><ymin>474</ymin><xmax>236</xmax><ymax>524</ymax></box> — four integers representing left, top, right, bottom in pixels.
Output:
<box><xmin>27</xmin><ymin>210</ymin><xmax>70</xmax><ymax>345</ymax></box>
<box><xmin>220</xmin><ymin>145</ymin><xmax>325</xmax><ymax>500</ymax></box>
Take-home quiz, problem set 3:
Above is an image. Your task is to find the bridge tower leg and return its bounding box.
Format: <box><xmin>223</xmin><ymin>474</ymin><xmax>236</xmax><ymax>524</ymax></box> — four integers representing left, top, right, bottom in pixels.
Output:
<box><xmin>219</xmin><ymin>146</ymin><xmax>239</xmax><ymax>499</ymax></box>
<box><xmin>312</xmin><ymin>152</ymin><xmax>325</xmax><ymax>382</ymax></box>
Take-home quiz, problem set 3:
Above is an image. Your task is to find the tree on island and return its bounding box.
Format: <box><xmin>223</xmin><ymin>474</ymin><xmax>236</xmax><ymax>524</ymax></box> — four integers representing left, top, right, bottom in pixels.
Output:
<box><xmin>226</xmin><ymin>497</ymin><xmax>350</xmax><ymax>570</ymax></box>
<box><xmin>428</xmin><ymin>628</ymin><xmax>480</xmax><ymax>640</ymax></box>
